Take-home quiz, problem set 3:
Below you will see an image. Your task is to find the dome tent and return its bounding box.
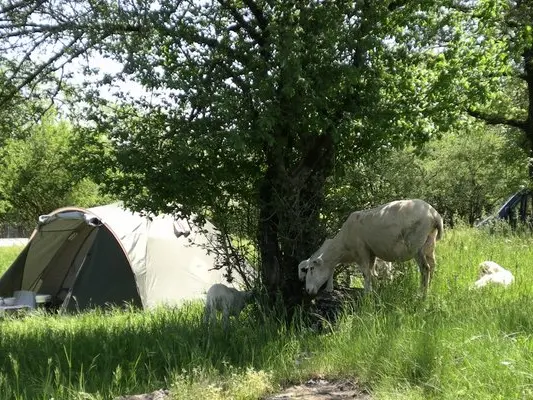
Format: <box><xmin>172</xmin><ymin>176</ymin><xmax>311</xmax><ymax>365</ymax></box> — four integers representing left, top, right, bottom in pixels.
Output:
<box><xmin>0</xmin><ymin>203</ymin><xmax>230</xmax><ymax>312</ymax></box>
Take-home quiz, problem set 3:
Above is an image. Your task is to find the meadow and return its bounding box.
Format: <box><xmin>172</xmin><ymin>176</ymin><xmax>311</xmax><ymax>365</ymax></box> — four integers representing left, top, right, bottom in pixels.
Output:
<box><xmin>1</xmin><ymin>226</ymin><xmax>533</xmax><ymax>400</ymax></box>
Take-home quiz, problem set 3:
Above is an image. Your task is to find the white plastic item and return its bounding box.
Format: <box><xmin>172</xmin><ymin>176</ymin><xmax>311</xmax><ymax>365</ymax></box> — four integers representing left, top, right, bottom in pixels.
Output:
<box><xmin>13</xmin><ymin>290</ymin><xmax>36</xmax><ymax>308</ymax></box>
<box><xmin>3</xmin><ymin>297</ymin><xmax>16</xmax><ymax>306</ymax></box>
<box><xmin>35</xmin><ymin>294</ymin><xmax>52</xmax><ymax>304</ymax></box>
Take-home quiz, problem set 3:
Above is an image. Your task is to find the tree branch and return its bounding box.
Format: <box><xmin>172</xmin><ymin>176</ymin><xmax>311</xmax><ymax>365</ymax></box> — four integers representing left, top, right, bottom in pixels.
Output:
<box><xmin>0</xmin><ymin>32</ymin><xmax>107</xmax><ymax>106</ymax></box>
<box><xmin>243</xmin><ymin>0</ymin><xmax>268</xmax><ymax>31</ymax></box>
<box><xmin>467</xmin><ymin>108</ymin><xmax>528</xmax><ymax>131</ymax></box>
<box><xmin>0</xmin><ymin>0</ymin><xmax>43</xmax><ymax>15</ymax></box>
<box><xmin>218</xmin><ymin>0</ymin><xmax>265</xmax><ymax>46</ymax></box>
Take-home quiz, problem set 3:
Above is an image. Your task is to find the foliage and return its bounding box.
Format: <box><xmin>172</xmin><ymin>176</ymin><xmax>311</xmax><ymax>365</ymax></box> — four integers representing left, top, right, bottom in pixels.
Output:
<box><xmin>325</xmin><ymin>120</ymin><xmax>529</xmax><ymax>229</ymax></box>
<box><xmin>0</xmin><ymin>111</ymin><xmax>113</xmax><ymax>230</ymax></box>
<box><xmin>0</xmin><ymin>227</ymin><xmax>533</xmax><ymax>399</ymax></box>
<box><xmin>442</xmin><ymin>0</ymin><xmax>533</xmax><ymax>177</ymax></box>
<box><xmin>2</xmin><ymin>0</ymin><xmax>529</xmax><ymax>306</ymax></box>
<box><xmin>0</xmin><ymin>68</ymin><xmax>44</xmax><ymax>147</ymax></box>
<box><xmin>0</xmin><ymin>0</ymin><xmax>480</xmax><ymax>304</ymax></box>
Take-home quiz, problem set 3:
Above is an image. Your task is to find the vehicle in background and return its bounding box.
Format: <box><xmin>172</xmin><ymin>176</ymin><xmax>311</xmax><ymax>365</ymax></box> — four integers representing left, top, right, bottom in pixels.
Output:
<box><xmin>475</xmin><ymin>188</ymin><xmax>533</xmax><ymax>228</ymax></box>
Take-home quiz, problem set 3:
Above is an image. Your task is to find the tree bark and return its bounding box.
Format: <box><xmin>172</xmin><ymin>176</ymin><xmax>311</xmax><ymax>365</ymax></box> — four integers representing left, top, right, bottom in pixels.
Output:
<box><xmin>257</xmin><ymin>132</ymin><xmax>335</xmax><ymax>313</ymax></box>
<box><xmin>523</xmin><ymin>47</ymin><xmax>533</xmax><ymax>180</ymax></box>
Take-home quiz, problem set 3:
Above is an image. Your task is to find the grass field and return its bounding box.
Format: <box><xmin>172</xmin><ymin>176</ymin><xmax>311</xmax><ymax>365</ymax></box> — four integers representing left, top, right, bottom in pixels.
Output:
<box><xmin>0</xmin><ymin>246</ymin><xmax>22</xmax><ymax>276</ymax></box>
<box><xmin>1</xmin><ymin>227</ymin><xmax>533</xmax><ymax>399</ymax></box>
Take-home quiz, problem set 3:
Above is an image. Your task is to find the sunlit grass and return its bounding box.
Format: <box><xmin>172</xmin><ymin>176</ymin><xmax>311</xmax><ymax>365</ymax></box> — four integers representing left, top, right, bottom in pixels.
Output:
<box><xmin>0</xmin><ymin>227</ymin><xmax>533</xmax><ymax>399</ymax></box>
<box><xmin>0</xmin><ymin>245</ymin><xmax>23</xmax><ymax>275</ymax></box>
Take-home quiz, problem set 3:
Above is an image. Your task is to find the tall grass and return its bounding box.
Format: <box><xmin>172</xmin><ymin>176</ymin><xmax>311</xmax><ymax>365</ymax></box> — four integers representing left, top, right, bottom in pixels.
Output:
<box><xmin>0</xmin><ymin>227</ymin><xmax>533</xmax><ymax>399</ymax></box>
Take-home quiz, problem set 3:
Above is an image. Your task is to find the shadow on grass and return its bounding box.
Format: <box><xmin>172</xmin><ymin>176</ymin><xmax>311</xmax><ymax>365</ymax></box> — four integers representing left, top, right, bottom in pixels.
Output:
<box><xmin>0</xmin><ymin>302</ymin><xmax>308</xmax><ymax>398</ymax></box>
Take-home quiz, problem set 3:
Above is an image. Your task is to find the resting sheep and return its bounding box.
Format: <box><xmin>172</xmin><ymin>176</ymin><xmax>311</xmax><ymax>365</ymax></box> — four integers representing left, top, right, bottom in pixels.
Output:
<box><xmin>204</xmin><ymin>283</ymin><xmax>252</xmax><ymax>329</ymax></box>
<box><xmin>299</xmin><ymin>199</ymin><xmax>443</xmax><ymax>296</ymax></box>
<box><xmin>473</xmin><ymin>261</ymin><xmax>514</xmax><ymax>288</ymax></box>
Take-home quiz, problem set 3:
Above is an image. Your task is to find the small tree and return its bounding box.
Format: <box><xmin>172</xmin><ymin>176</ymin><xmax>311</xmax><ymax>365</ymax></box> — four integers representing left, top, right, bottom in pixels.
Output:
<box><xmin>0</xmin><ymin>111</ymin><xmax>112</xmax><ymax>230</ymax></box>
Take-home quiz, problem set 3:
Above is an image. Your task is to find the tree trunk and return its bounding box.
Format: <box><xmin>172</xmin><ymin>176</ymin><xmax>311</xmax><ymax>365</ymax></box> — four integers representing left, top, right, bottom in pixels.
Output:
<box><xmin>257</xmin><ymin>133</ymin><xmax>335</xmax><ymax>313</ymax></box>
<box><xmin>524</xmin><ymin>47</ymin><xmax>533</xmax><ymax>180</ymax></box>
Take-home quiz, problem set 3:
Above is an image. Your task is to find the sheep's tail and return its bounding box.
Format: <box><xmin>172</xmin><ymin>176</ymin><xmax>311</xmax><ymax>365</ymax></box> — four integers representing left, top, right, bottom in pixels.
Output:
<box><xmin>435</xmin><ymin>213</ymin><xmax>444</xmax><ymax>241</ymax></box>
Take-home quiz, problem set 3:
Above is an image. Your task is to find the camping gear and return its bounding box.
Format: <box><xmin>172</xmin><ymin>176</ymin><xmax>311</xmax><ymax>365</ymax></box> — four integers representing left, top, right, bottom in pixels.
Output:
<box><xmin>0</xmin><ymin>203</ymin><xmax>232</xmax><ymax>312</ymax></box>
<box><xmin>1</xmin><ymin>297</ymin><xmax>15</xmax><ymax>306</ymax></box>
<box><xmin>0</xmin><ymin>290</ymin><xmax>37</xmax><ymax>314</ymax></box>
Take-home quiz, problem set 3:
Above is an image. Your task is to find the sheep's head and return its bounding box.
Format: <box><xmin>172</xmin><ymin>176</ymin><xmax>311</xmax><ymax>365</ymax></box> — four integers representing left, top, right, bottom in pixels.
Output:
<box><xmin>235</xmin><ymin>290</ymin><xmax>253</xmax><ymax>313</ymax></box>
<box><xmin>305</xmin><ymin>254</ymin><xmax>333</xmax><ymax>296</ymax></box>
<box><xmin>298</xmin><ymin>260</ymin><xmax>309</xmax><ymax>281</ymax></box>
<box><xmin>479</xmin><ymin>261</ymin><xmax>503</xmax><ymax>277</ymax></box>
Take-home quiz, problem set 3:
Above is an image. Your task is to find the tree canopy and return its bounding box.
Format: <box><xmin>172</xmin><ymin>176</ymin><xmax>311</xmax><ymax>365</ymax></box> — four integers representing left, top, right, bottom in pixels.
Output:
<box><xmin>0</xmin><ymin>0</ymin><xmax>524</xmax><ymax>306</ymax></box>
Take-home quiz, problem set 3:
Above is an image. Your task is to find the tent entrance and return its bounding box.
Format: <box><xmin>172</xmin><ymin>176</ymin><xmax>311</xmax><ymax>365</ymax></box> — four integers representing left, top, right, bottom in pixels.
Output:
<box><xmin>64</xmin><ymin>227</ymin><xmax>143</xmax><ymax>311</ymax></box>
<box><xmin>29</xmin><ymin>223</ymin><xmax>99</xmax><ymax>308</ymax></box>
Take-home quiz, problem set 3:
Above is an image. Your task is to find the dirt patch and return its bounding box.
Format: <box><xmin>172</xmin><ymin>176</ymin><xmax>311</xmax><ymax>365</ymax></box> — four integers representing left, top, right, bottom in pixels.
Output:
<box><xmin>264</xmin><ymin>378</ymin><xmax>372</xmax><ymax>400</ymax></box>
<box><xmin>114</xmin><ymin>379</ymin><xmax>371</xmax><ymax>400</ymax></box>
<box><xmin>114</xmin><ymin>389</ymin><xmax>169</xmax><ymax>400</ymax></box>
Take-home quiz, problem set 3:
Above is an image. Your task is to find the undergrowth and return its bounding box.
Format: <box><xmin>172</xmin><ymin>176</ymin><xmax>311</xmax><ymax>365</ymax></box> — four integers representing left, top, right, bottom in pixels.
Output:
<box><xmin>0</xmin><ymin>227</ymin><xmax>532</xmax><ymax>399</ymax></box>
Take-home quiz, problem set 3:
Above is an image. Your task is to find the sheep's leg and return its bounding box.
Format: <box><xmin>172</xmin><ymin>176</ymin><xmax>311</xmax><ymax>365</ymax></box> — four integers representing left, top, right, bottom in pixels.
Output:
<box><xmin>371</xmin><ymin>259</ymin><xmax>379</xmax><ymax>278</ymax></box>
<box><xmin>415</xmin><ymin>250</ymin><xmax>430</xmax><ymax>296</ymax></box>
<box><xmin>363</xmin><ymin>270</ymin><xmax>372</xmax><ymax>293</ymax></box>
<box><xmin>361</xmin><ymin>255</ymin><xmax>376</xmax><ymax>293</ymax></box>
<box><xmin>422</xmin><ymin>232</ymin><xmax>437</xmax><ymax>287</ymax></box>
<box><xmin>222</xmin><ymin>309</ymin><xmax>230</xmax><ymax>331</ymax></box>
<box><xmin>203</xmin><ymin>303</ymin><xmax>212</xmax><ymax>325</ymax></box>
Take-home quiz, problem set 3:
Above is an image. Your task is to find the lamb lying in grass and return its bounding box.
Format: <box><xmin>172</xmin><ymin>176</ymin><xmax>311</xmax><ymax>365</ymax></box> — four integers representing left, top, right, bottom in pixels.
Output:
<box><xmin>300</xmin><ymin>199</ymin><xmax>443</xmax><ymax>297</ymax></box>
<box><xmin>204</xmin><ymin>283</ymin><xmax>252</xmax><ymax>329</ymax></box>
<box><xmin>473</xmin><ymin>261</ymin><xmax>515</xmax><ymax>288</ymax></box>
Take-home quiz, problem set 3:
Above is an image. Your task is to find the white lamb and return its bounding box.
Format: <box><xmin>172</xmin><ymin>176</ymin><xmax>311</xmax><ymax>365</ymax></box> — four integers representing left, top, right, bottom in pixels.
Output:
<box><xmin>300</xmin><ymin>199</ymin><xmax>444</xmax><ymax>296</ymax></box>
<box><xmin>204</xmin><ymin>283</ymin><xmax>252</xmax><ymax>329</ymax></box>
<box><xmin>473</xmin><ymin>261</ymin><xmax>514</xmax><ymax>288</ymax></box>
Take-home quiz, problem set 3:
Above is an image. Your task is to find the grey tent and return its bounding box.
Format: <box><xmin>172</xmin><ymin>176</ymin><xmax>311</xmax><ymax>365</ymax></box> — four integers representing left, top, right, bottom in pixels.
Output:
<box><xmin>0</xmin><ymin>203</ymin><xmax>231</xmax><ymax>311</ymax></box>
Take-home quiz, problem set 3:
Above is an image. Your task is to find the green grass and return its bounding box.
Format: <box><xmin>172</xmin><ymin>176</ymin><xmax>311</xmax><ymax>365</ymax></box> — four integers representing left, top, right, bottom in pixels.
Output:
<box><xmin>0</xmin><ymin>245</ymin><xmax>23</xmax><ymax>275</ymax></box>
<box><xmin>1</xmin><ymin>227</ymin><xmax>533</xmax><ymax>399</ymax></box>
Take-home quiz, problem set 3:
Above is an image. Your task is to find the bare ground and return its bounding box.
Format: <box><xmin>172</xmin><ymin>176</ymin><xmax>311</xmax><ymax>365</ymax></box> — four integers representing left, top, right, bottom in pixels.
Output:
<box><xmin>116</xmin><ymin>290</ymin><xmax>368</xmax><ymax>400</ymax></box>
<box><xmin>114</xmin><ymin>379</ymin><xmax>371</xmax><ymax>400</ymax></box>
<box><xmin>264</xmin><ymin>378</ymin><xmax>372</xmax><ymax>400</ymax></box>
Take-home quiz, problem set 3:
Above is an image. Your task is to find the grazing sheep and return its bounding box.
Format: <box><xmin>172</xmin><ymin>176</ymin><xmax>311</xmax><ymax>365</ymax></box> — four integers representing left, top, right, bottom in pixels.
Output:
<box><xmin>299</xmin><ymin>257</ymin><xmax>393</xmax><ymax>292</ymax></box>
<box><xmin>473</xmin><ymin>261</ymin><xmax>514</xmax><ymax>288</ymax></box>
<box><xmin>204</xmin><ymin>283</ymin><xmax>252</xmax><ymax>329</ymax></box>
<box><xmin>300</xmin><ymin>199</ymin><xmax>443</xmax><ymax>296</ymax></box>
<box><xmin>299</xmin><ymin>258</ymin><xmax>334</xmax><ymax>291</ymax></box>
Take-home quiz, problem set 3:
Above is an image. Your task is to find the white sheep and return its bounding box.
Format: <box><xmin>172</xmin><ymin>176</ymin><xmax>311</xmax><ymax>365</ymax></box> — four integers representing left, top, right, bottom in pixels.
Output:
<box><xmin>473</xmin><ymin>261</ymin><xmax>514</xmax><ymax>288</ymax></box>
<box><xmin>204</xmin><ymin>283</ymin><xmax>252</xmax><ymax>329</ymax></box>
<box><xmin>299</xmin><ymin>257</ymin><xmax>393</xmax><ymax>292</ymax></box>
<box><xmin>300</xmin><ymin>199</ymin><xmax>444</xmax><ymax>296</ymax></box>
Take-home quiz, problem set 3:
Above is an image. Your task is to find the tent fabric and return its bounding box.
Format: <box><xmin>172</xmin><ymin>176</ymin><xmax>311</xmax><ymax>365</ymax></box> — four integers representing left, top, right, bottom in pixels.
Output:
<box><xmin>0</xmin><ymin>203</ymin><xmax>232</xmax><ymax>311</ymax></box>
